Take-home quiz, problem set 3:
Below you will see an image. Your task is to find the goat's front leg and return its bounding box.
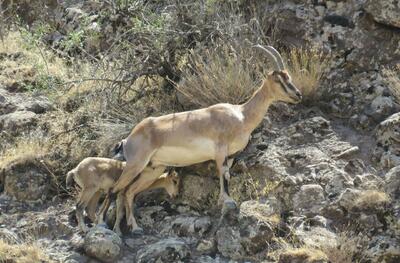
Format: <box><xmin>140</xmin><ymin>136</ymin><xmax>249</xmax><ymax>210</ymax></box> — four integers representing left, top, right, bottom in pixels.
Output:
<box><xmin>124</xmin><ymin>166</ymin><xmax>166</xmax><ymax>234</ymax></box>
<box><xmin>215</xmin><ymin>149</ymin><xmax>235</xmax><ymax>207</ymax></box>
<box><xmin>96</xmin><ymin>193</ymin><xmax>111</xmax><ymax>226</ymax></box>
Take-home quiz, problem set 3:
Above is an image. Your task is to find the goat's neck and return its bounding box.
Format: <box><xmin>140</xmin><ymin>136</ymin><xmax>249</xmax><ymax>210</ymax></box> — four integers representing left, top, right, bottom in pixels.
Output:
<box><xmin>241</xmin><ymin>80</ymin><xmax>274</xmax><ymax>133</ymax></box>
<box><xmin>147</xmin><ymin>179</ymin><xmax>164</xmax><ymax>191</ymax></box>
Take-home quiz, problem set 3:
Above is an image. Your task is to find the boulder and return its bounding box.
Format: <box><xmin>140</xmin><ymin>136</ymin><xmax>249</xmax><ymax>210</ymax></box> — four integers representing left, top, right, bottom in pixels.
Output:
<box><xmin>3</xmin><ymin>159</ymin><xmax>51</xmax><ymax>201</ymax></box>
<box><xmin>374</xmin><ymin>113</ymin><xmax>400</xmax><ymax>169</ymax></box>
<box><xmin>177</xmin><ymin>174</ymin><xmax>219</xmax><ymax>210</ymax></box>
<box><xmin>295</xmin><ymin>226</ymin><xmax>338</xmax><ymax>249</ymax></box>
<box><xmin>364</xmin><ymin>235</ymin><xmax>400</xmax><ymax>263</ymax></box>
<box><xmin>337</xmin><ymin>188</ymin><xmax>361</xmax><ymax>212</ymax></box>
<box><xmin>385</xmin><ymin>166</ymin><xmax>400</xmax><ymax>199</ymax></box>
<box><xmin>293</xmin><ymin>184</ymin><xmax>325</xmax><ymax>215</ymax></box>
<box><xmin>279</xmin><ymin>248</ymin><xmax>329</xmax><ymax>263</ymax></box>
<box><xmin>160</xmin><ymin>215</ymin><xmax>212</xmax><ymax>238</ymax></box>
<box><xmin>135</xmin><ymin>238</ymin><xmax>190</xmax><ymax>263</ymax></box>
<box><xmin>84</xmin><ymin>226</ymin><xmax>122</xmax><ymax>263</ymax></box>
<box><xmin>364</xmin><ymin>0</ymin><xmax>400</xmax><ymax>28</ymax></box>
<box><xmin>0</xmin><ymin>228</ymin><xmax>21</xmax><ymax>244</ymax></box>
<box><xmin>216</xmin><ymin>200</ymin><xmax>279</xmax><ymax>259</ymax></box>
<box><xmin>0</xmin><ymin>111</ymin><xmax>37</xmax><ymax>134</ymax></box>
<box><xmin>0</xmin><ymin>88</ymin><xmax>53</xmax><ymax>115</ymax></box>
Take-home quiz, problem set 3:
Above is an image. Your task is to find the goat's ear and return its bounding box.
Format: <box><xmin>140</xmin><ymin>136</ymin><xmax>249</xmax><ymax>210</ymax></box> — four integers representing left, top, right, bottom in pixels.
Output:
<box><xmin>227</xmin><ymin>158</ymin><xmax>234</xmax><ymax>168</ymax></box>
<box><xmin>112</xmin><ymin>141</ymin><xmax>122</xmax><ymax>154</ymax></box>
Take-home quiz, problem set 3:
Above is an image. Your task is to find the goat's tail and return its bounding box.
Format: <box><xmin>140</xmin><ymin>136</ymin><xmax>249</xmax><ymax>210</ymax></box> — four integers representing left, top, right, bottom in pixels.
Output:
<box><xmin>66</xmin><ymin>170</ymin><xmax>76</xmax><ymax>189</ymax></box>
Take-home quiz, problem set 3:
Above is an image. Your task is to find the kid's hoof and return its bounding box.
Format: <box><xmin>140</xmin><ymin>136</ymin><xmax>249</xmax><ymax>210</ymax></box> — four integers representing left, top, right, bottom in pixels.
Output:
<box><xmin>115</xmin><ymin>230</ymin><xmax>123</xmax><ymax>237</ymax></box>
<box><xmin>131</xmin><ymin>227</ymin><xmax>144</xmax><ymax>236</ymax></box>
<box><xmin>79</xmin><ymin>227</ymin><xmax>89</xmax><ymax>234</ymax></box>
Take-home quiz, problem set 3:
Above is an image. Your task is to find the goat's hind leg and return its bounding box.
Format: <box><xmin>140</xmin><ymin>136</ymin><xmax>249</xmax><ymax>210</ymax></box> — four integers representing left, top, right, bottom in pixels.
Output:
<box><xmin>86</xmin><ymin>191</ymin><xmax>102</xmax><ymax>223</ymax></box>
<box><xmin>76</xmin><ymin>188</ymin><xmax>97</xmax><ymax>233</ymax></box>
<box><xmin>215</xmin><ymin>149</ymin><xmax>236</xmax><ymax>209</ymax></box>
<box><xmin>111</xmin><ymin>140</ymin><xmax>154</xmax><ymax>194</ymax></box>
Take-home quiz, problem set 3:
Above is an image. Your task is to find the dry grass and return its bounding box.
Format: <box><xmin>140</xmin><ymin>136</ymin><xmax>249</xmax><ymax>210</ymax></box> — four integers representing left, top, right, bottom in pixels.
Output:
<box><xmin>319</xmin><ymin>232</ymin><xmax>367</xmax><ymax>263</ymax></box>
<box><xmin>0</xmin><ymin>136</ymin><xmax>49</xmax><ymax>169</ymax></box>
<box><xmin>176</xmin><ymin>44</ymin><xmax>329</xmax><ymax>107</ymax></box>
<box><xmin>0</xmin><ymin>30</ymin><xmax>105</xmax><ymax>103</ymax></box>
<box><xmin>176</xmin><ymin>44</ymin><xmax>263</xmax><ymax>108</ymax></box>
<box><xmin>278</xmin><ymin>247</ymin><xmax>328</xmax><ymax>263</ymax></box>
<box><xmin>0</xmin><ymin>239</ymin><xmax>52</xmax><ymax>263</ymax></box>
<box><xmin>230</xmin><ymin>172</ymin><xmax>280</xmax><ymax>203</ymax></box>
<box><xmin>383</xmin><ymin>64</ymin><xmax>400</xmax><ymax>103</ymax></box>
<box><xmin>352</xmin><ymin>190</ymin><xmax>390</xmax><ymax>212</ymax></box>
<box><xmin>0</xmin><ymin>31</ymin><xmax>69</xmax><ymax>88</ymax></box>
<box><xmin>285</xmin><ymin>47</ymin><xmax>330</xmax><ymax>100</ymax></box>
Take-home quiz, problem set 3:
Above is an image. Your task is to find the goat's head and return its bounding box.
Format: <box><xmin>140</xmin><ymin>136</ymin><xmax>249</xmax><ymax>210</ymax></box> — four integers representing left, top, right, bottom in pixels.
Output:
<box><xmin>112</xmin><ymin>139</ymin><xmax>126</xmax><ymax>161</ymax></box>
<box><xmin>164</xmin><ymin>170</ymin><xmax>180</xmax><ymax>198</ymax></box>
<box><xmin>255</xmin><ymin>45</ymin><xmax>302</xmax><ymax>104</ymax></box>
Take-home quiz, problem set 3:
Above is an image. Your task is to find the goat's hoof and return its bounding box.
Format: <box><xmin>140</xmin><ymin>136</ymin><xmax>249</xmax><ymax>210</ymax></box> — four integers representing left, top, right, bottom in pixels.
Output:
<box><xmin>79</xmin><ymin>227</ymin><xmax>89</xmax><ymax>234</ymax></box>
<box><xmin>115</xmin><ymin>230</ymin><xmax>123</xmax><ymax>237</ymax></box>
<box><xmin>97</xmin><ymin>223</ymin><xmax>108</xmax><ymax>229</ymax></box>
<box><xmin>223</xmin><ymin>199</ymin><xmax>237</xmax><ymax>210</ymax></box>
<box><xmin>131</xmin><ymin>227</ymin><xmax>144</xmax><ymax>236</ymax></box>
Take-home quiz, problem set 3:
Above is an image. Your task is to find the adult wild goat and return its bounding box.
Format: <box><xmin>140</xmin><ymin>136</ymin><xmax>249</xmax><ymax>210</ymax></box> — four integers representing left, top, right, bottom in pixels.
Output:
<box><xmin>111</xmin><ymin>45</ymin><xmax>302</xmax><ymax>232</ymax></box>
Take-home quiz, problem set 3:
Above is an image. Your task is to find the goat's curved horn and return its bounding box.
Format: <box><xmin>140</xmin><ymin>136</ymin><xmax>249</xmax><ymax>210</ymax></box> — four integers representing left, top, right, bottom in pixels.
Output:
<box><xmin>253</xmin><ymin>44</ymin><xmax>285</xmax><ymax>71</ymax></box>
<box><xmin>265</xmin><ymin>46</ymin><xmax>285</xmax><ymax>70</ymax></box>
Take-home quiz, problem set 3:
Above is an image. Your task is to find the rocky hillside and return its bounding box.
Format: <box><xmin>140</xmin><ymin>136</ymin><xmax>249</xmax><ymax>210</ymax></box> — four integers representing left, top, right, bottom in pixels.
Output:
<box><xmin>0</xmin><ymin>0</ymin><xmax>399</xmax><ymax>262</ymax></box>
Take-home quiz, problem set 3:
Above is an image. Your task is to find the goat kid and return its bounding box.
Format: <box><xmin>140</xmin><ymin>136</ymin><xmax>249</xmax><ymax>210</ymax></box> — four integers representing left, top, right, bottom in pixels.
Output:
<box><xmin>66</xmin><ymin>157</ymin><xmax>179</xmax><ymax>234</ymax></box>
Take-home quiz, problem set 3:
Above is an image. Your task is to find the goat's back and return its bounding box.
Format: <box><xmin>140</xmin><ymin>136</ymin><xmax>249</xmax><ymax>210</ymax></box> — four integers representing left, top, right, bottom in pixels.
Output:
<box><xmin>73</xmin><ymin>157</ymin><xmax>126</xmax><ymax>189</ymax></box>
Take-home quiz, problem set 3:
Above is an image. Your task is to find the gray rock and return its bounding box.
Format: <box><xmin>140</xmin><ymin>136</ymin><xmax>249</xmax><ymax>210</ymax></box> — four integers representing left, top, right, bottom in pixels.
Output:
<box><xmin>365</xmin><ymin>0</ymin><xmax>400</xmax><ymax>28</ymax></box>
<box><xmin>293</xmin><ymin>184</ymin><xmax>325</xmax><ymax>215</ymax></box>
<box><xmin>366</xmin><ymin>96</ymin><xmax>398</xmax><ymax>122</ymax></box>
<box><xmin>0</xmin><ymin>93</ymin><xmax>17</xmax><ymax>115</ymax></box>
<box><xmin>337</xmin><ymin>188</ymin><xmax>361</xmax><ymax>212</ymax></box>
<box><xmin>309</xmin><ymin>215</ymin><xmax>329</xmax><ymax>228</ymax></box>
<box><xmin>3</xmin><ymin>159</ymin><xmax>51</xmax><ymax>201</ymax></box>
<box><xmin>0</xmin><ymin>111</ymin><xmax>37</xmax><ymax>134</ymax></box>
<box><xmin>0</xmin><ymin>88</ymin><xmax>53</xmax><ymax>115</ymax></box>
<box><xmin>135</xmin><ymin>238</ymin><xmax>190</xmax><ymax>263</ymax></box>
<box><xmin>216</xmin><ymin>200</ymin><xmax>278</xmax><ymax>259</ymax></box>
<box><xmin>136</xmin><ymin>205</ymin><xmax>169</xmax><ymax>229</ymax></box>
<box><xmin>374</xmin><ymin>113</ymin><xmax>400</xmax><ymax>169</ymax></box>
<box><xmin>84</xmin><ymin>226</ymin><xmax>122</xmax><ymax>263</ymax></box>
<box><xmin>0</xmin><ymin>228</ymin><xmax>21</xmax><ymax>244</ymax></box>
<box><xmin>177</xmin><ymin>174</ymin><xmax>219</xmax><ymax>210</ymax></box>
<box><xmin>364</xmin><ymin>235</ymin><xmax>400</xmax><ymax>262</ymax></box>
<box><xmin>160</xmin><ymin>215</ymin><xmax>212</xmax><ymax>238</ymax></box>
<box><xmin>385</xmin><ymin>166</ymin><xmax>400</xmax><ymax>198</ymax></box>
<box><xmin>295</xmin><ymin>226</ymin><xmax>338</xmax><ymax>249</ymax></box>
<box><xmin>216</xmin><ymin>226</ymin><xmax>243</xmax><ymax>259</ymax></box>
<box><xmin>23</xmin><ymin>98</ymin><xmax>53</xmax><ymax>114</ymax></box>
<box><xmin>196</xmin><ymin>239</ymin><xmax>216</xmax><ymax>254</ymax></box>
<box><xmin>324</xmin><ymin>170</ymin><xmax>354</xmax><ymax>195</ymax></box>
<box><xmin>384</xmin><ymin>166</ymin><xmax>400</xmax><ymax>220</ymax></box>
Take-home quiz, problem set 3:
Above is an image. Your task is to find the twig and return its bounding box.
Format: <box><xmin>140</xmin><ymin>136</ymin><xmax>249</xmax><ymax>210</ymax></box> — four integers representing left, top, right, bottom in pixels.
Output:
<box><xmin>39</xmin><ymin>159</ymin><xmax>68</xmax><ymax>194</ymax></box>
<box><xmin>49</xmin><ymin>124</ymin><xmax>87</xmax><ymax>139</ymax></box>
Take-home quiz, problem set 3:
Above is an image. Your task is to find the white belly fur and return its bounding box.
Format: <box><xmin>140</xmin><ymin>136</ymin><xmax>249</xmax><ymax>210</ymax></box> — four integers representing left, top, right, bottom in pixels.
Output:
<box><xmin>151</xmin><ymin>138</ymin><xmax>215</xmax><ymax>166</ymax></box>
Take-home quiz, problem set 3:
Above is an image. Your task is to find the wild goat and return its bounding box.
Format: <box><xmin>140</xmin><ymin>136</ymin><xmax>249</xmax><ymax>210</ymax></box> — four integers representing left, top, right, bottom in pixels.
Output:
<box><xmin>110</xmin><ymin>45</ymin><xmax>302</xmax><ymax>233</ymax></box>
<box><xmin>66</xmin><ymin>157</ymin><xmax>179</xmax><ymax>234</ymax></box>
